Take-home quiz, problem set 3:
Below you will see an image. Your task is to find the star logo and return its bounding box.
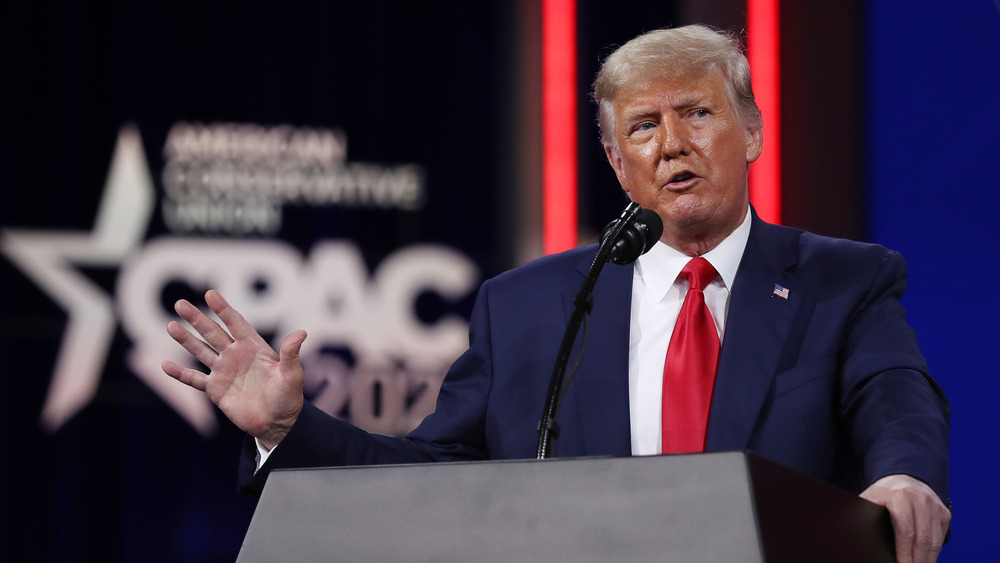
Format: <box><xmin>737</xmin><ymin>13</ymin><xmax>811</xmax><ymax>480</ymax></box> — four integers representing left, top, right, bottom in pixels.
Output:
<box><xmin>1</xmin><ymin>125</ymin><xmax>216</xmax><ymax>433</ymax></box>
<box><xmin>4</xmin><ymin>122</ymin><xmax>477</xmax><ymax>439</ymax></box>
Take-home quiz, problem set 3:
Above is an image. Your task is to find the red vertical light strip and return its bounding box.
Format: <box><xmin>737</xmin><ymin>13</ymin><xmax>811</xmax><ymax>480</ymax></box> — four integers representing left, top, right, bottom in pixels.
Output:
<box><xmin>542</xmin><ymin>0</ymin><xmax>578</xmax><ymax>254</ymax></box>
<box><xmin>747</xmin><ymin>0</ymin><xmax>782</xmax><ymax>224</ymax></box>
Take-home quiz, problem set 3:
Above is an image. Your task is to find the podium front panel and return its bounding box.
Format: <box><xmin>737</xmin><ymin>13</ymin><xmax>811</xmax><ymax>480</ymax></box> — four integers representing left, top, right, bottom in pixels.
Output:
<box><xmin>238</xmin><ymin>452</ymin><xmax>765</xmax><ymax>562</ymax></box>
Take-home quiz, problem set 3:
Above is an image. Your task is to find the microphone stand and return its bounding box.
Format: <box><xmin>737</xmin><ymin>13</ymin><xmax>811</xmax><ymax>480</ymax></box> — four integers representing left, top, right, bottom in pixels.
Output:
<box><xmin>535</xmin><ymin>202</ymin><xmax>641</xmax><ymax>459</ymax></box>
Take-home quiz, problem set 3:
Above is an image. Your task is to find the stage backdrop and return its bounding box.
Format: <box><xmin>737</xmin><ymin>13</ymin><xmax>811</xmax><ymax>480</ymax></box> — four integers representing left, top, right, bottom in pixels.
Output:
<box><xmin>0</xmin><ymin>2</ymin><xmax>514</xmax><ymax>561</ymax></box>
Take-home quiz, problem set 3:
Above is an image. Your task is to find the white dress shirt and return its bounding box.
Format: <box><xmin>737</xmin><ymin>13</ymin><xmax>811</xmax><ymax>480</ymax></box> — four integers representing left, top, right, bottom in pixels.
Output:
<box><xmin>628</xmin><ymin>209</ymin><xmax>752</xmax><ymax>455</ymax></box>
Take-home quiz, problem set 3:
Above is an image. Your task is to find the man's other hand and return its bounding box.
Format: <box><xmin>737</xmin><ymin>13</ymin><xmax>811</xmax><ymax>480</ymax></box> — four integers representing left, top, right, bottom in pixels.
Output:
<box><xmin>861</xmin><ymin>474</ymin><xmax>951</xmax><ymax>563</ymax></box>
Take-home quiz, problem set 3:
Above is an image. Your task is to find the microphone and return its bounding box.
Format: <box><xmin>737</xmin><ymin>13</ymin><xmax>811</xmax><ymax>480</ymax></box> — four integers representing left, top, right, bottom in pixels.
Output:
<box><xmin>536</xmin><ymin>202</ymin><xmax>661</xmax><ymax>459</ymax></box>
<box><xmin>599</xmin><ymin>205</ymin><xmax>663</xmax><ymax>264</ymax></box>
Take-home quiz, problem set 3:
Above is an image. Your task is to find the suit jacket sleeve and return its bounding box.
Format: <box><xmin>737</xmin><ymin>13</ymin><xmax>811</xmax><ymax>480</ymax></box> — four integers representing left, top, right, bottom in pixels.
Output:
<box><xmin>837</xmin><ymin>248</ymin><xmax>950</xmax><ymax>499</ymax></box>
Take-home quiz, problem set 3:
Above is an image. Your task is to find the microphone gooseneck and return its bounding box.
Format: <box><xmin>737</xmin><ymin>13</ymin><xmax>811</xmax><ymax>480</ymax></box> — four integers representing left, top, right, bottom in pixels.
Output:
<box><xmin>536</xmin><ymin>202</ymin><xmax>662</xmax><ymax>459</ymax></box>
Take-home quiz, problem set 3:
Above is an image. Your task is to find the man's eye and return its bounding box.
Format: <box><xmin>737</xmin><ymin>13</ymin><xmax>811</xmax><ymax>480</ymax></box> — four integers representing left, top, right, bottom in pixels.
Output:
<box><xmin>692</xmin><ymin>109</ymin><xmax>710</xmax><ymax>118</ymax></box>
<box><xmin>637</xmin><ymin>122</ymin><xmax>656</xmax><ymax>130</ymax></box>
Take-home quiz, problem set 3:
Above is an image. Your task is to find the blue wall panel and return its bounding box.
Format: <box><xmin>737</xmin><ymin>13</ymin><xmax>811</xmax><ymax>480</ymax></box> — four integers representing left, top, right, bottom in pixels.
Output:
<box><xmin>866</xmin><ymin>1</ymin><xmax>1000</xmax><ymax>559</ymax></box>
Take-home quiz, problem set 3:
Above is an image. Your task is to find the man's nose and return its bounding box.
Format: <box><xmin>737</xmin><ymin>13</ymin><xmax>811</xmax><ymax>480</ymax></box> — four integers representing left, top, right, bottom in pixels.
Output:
<box><xmin>660</xmin><ymin>117</ymin><xmax>690</xmax><ymax>158</ymax></box>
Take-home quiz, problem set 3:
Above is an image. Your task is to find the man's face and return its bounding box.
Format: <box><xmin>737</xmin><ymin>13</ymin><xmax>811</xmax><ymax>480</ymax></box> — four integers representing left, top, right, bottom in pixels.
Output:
<box><xmin>604</xmin><ymin>70</ymin><xmax>763</xmax><ymax>252</ymax></box>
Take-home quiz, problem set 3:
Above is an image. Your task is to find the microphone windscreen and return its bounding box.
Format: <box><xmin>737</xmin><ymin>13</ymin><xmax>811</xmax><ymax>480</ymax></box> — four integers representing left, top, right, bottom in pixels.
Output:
<box><xmin>600</xmin><ymin>206</ymin><xmax>663</xmax><ymax>265</ymax></box>
<box><xmin>636</xmin><ymin>208</ymin><xmax>663</xmax><ymax>248</ymax></box>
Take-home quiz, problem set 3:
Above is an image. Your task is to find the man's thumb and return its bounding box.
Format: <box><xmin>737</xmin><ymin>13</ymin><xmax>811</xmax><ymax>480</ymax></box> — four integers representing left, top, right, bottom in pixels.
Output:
<box><xmin>278</xmin><ymin>330</ymin><xmax>308</xmax><ymax>366</ymax></box>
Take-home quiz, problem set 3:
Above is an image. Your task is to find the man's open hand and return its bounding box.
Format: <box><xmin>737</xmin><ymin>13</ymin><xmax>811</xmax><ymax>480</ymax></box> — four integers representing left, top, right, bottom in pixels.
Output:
<box><xmin>162</xmin><ymin>290</ymin><xmax>306</xmax><ymax>450</ymax></box>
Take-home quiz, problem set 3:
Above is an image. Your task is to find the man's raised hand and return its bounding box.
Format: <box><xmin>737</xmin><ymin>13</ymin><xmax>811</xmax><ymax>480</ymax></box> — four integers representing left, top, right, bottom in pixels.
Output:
<box><xmin>162</xmin><ymin>290</ymin><xmax>306</xmax><ymax>450</ymax></box>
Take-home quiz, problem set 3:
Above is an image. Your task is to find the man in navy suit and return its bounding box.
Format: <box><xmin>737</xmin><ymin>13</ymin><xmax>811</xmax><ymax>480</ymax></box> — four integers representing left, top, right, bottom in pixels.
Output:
<box><xmin>164</xmin><ymin>25</ymin><xmax>950</xmax><ymax>562</ymax></box>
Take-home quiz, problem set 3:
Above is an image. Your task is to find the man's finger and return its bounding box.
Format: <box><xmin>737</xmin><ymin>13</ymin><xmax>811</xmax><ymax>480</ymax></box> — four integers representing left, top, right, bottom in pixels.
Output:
<box><xmin>166</xmin><ymin>320</ymin><xmax>221</xmax><ymax>369</ymax></box>
<box><xmin>162</xmin><ymin>359</ymin><xmax>208</xmax><ymax>391</ymax></box>
<box><xmin>890</xmin><ymin>501</ymin><xmax>916</xmax><ymax>563</ymax></box>
<box><xmin>911</xmin><ymin>497</ymin><xmax>948</xmax><ymax>563</ymax></box>
<box><xmin>205</xmin><ymin>290</ymin><xmax>271</xmax><ymax>346</ymax></box>
<box><xmin>175</xmin><ymin>298</ymin><xmax>235</xmax><ymax>352</ymax></box>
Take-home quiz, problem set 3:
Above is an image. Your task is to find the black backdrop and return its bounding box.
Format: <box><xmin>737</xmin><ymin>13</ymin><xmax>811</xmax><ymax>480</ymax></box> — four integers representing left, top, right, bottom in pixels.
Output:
<box><xmin>2</xmin><ymin>2</ymin><xmax>505</xmax><ymax>561</ymax></box>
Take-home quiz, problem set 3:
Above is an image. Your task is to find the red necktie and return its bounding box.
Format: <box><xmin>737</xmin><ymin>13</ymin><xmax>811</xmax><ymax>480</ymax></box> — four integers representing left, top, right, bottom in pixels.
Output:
<box><xmin>661</xmin><ymin>257</ymin><xmax>720</xmax><ymax>454</ymax></box>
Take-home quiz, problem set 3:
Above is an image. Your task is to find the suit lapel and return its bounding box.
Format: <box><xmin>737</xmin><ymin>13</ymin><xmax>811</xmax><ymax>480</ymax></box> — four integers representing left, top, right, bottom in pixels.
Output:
<box><xmin>559</xmin><ymin>253</ymin><xmax>633</xmax><ymax>457</ymax></box>
<box><xmin>706</xmin><ymin>214</ymin><xmax>802</xmax><ymax>451</ymax></box>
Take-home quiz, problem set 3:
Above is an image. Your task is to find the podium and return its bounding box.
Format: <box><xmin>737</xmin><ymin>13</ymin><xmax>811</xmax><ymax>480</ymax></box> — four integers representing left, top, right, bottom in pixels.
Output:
<box><xmin>237</xmin><ymin>452</ymin><xmax>894</xmax><ymax>562</ymax></box>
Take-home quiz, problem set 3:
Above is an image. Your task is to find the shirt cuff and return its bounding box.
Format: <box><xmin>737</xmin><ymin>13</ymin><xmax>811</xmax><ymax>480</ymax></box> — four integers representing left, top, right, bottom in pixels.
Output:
<box><xmin>254</xmin><ymin>437</ymin><xmax>277</xmax><ymax>473</ymax></box>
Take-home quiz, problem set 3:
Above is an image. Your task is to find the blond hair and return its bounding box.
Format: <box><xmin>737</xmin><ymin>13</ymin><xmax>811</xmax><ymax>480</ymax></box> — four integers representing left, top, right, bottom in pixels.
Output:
<box><xmin>593</xmin><ymin>25</ymin><xmax>762</xmax><ymax>146</ymax></box>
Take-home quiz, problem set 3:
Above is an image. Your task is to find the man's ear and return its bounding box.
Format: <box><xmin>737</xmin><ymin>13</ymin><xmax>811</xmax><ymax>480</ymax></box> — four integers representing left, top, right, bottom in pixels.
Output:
<box><xmin>604</xmin><ymin>143</ymin><xmax>629</xmax><ymax>193</ymax></box>
<box><xmin>745</xmin><ymin>124</ymin><xmax>764</xmax><ymax>163</ymax></box>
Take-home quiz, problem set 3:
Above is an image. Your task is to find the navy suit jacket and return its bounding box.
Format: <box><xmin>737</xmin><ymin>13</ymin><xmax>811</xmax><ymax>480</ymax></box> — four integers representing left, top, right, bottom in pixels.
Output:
<box><xmin>241</xmin><ymin>213</ymin><xmax>950</xmax><ymax>501</ymax></box>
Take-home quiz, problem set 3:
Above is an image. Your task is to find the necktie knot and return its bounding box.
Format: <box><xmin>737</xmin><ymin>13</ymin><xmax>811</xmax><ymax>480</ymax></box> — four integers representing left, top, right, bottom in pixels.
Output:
<box><xmin>681</xmin><ymin>257</ymin><xmax>717</xmax><ymax>292</ymax></box>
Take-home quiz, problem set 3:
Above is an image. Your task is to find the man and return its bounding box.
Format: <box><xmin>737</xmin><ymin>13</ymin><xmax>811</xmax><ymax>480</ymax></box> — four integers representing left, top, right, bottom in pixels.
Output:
<box><xmin>164</xmin><ymin>25</ymin><xmax>950</xmax><ymax>562</ymax></box>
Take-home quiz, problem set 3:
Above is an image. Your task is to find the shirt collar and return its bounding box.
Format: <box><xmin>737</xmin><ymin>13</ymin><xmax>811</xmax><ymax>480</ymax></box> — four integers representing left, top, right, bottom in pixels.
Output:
<box><xmin>634</xmin><ymin>208</ymin><xmax>752</xmax><ymax>301</ymax></box>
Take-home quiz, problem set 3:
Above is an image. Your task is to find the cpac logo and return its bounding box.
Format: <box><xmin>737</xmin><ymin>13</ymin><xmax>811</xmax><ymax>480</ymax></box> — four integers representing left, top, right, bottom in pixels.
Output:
<box><xmin>2</xmin><ymin>126</ymin><xmax>478</xmax><ymax>437</ymax></box>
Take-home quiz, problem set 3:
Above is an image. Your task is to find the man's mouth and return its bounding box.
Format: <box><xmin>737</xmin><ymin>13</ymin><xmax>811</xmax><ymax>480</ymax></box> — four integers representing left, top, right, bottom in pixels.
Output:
<box><xmin>666</xmin><ymin>171</ymin><xmax>697</xmax><ymax>186</ymax></box>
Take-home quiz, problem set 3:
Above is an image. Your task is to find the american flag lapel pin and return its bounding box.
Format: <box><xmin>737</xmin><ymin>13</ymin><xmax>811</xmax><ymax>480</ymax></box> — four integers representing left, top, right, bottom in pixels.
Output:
<box><xmin>772</xmin><ymin>284</ymin><xmax>790</xmax><ymax>300</ymax></box>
